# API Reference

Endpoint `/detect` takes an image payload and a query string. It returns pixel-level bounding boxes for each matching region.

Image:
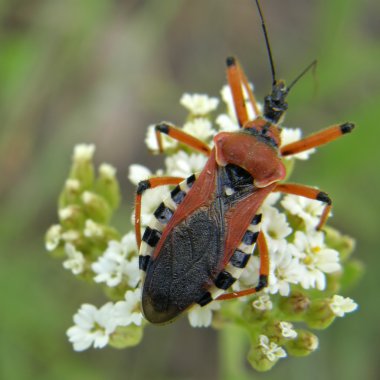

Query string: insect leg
[135,176,184,247]
[280,122,355,157]
[274,183,331,230]
[216,231,269,301]
[155,122,211,155]
[226,57,262,127]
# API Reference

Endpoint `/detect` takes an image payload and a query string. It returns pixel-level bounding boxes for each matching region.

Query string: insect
[134,0,355,324]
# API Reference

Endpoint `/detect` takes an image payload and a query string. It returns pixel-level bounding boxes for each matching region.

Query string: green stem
[219,325,251,380]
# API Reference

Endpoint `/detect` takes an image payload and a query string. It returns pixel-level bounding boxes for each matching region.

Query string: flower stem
[219,325,251,380]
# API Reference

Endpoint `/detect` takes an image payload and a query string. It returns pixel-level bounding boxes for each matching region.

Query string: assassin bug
[134,0,355,324]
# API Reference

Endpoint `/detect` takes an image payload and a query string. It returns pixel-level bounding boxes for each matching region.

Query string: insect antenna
[254,0,277,85]
[286,59,318,95]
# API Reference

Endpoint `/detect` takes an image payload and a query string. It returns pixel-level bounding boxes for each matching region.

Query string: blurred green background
[0,0,379,379]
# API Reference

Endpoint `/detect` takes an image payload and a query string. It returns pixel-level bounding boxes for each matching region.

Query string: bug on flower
[134,0,355,324]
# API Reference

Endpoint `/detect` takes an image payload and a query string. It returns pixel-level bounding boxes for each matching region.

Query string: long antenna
[254,0,277,85]
[286,59,318,94]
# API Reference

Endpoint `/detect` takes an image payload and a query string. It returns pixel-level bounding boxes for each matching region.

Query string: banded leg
[155,122,211,155]
[135,176,184,247]
[281,122,355,157]
[274,183,331,230]
[216,231,269,301]
[226,57,261,128]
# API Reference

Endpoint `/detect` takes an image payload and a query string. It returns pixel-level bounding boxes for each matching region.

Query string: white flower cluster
[67,289,143,351]
[61,89,357,352]
[234,193,341,297]
[92,233,139,288]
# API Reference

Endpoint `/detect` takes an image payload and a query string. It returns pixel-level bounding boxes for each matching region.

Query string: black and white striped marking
[138,174,199,273]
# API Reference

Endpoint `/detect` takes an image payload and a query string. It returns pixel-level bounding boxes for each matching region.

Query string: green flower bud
[285,329,319,357]
[324,226,355,262]
[109,325,143,349]
[59,178,82,208]
[81,191,111,223]
[83,219,120,252]
[305,298,336,329]
[95,163,121,210]
[45,224,62,252]
[278,292,310,319]
[69,144,95,189]
[340,259,365,290]
[248,335,287,372]
[58,205,85,229]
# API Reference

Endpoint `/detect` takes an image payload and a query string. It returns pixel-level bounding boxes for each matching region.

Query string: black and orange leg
[281,122,355,157]
[274,183,332,230]
[217,231,269,301]
[226,57,261,128]
[155,122,211,156]
[135,176,184,247]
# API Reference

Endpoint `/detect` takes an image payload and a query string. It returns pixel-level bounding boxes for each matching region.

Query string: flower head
[92,233,139,287]
[63,243,85,275]
[258,335,287,362]
[113,289,144,327]
[67,303,117,351]
[329,295,358,317]
[180,93,219,115]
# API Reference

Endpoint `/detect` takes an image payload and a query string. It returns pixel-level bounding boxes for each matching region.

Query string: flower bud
[95,163,121,210]
[285,330,319,357]
[81,191,111,223]
[108,325,143,349]
[58,205,85,229]
[69,144,95,189]
[45,224,62,252]
[305,298,336,329]
[59,179,82,208]
[278,292,310,319]
[248,335,287,372]
[324,226,355,262]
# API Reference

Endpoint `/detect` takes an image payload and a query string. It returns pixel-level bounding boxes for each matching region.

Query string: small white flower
[61,229,80,243]
[252,295,273,311]
[215,113,239,132]
[183,118,215,141]
[99,163,116,178]
[63,243,85,275]
[281,194,326,230]
[65,178,81,191]
[67,302,117,351]
[187,302,221,328]
[82,191,97,205]
[92,233,139,288]
[293,231,341,290]
[73,144,95,162]
[262,192,281,208]
[145,124,177,152]
[261,206,291,253]
[45,224,62,251]
[267,244,303,296]
[180,93,219,115]
[279,321,298,339]
[128,164,152,186]
[59,206,75,221]
[259,335,287,362]
[113,289,143,326]
[84,219,104,238]
[281,128,315,160]
[329,295,358,317]
[165,151,207,178]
